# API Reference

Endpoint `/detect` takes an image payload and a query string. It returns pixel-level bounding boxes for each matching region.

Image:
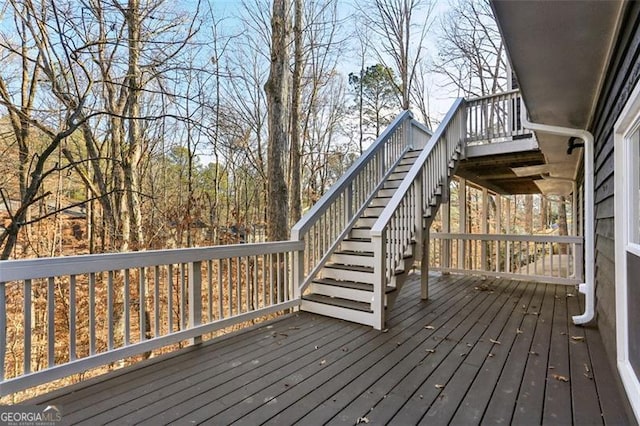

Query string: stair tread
[313,277,373,291]
[335,250,374,257]
[325,263,373,273]
[343,237,372,242]
[302,294,372,312]
[313,277,397,293]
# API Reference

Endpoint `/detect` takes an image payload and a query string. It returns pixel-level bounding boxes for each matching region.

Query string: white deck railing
[0,241,302,395]
[291,111,422,295]
[370,99,466,327]
[465,89,531,144]
[429,233,584,285]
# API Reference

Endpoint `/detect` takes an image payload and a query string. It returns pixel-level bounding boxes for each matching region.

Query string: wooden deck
[30,273,632,425]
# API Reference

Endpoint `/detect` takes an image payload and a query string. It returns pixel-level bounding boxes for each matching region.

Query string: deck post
[458,178,467,269]
[442,185,451,274]
[571,180,578,237]
[506,197,512,273]
[481,187,488,272]
[421,227,429,300]
[188,261,203,345]
[372,233,386,330]
[293,248,304,301]
[496,195,502,271]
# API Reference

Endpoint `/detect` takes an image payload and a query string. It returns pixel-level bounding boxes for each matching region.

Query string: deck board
[27,274,633,426]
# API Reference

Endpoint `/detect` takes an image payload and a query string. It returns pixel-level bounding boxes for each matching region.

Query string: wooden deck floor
[31,274,632,425]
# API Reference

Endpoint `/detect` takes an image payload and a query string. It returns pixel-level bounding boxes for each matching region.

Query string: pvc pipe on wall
[520,108,595,325]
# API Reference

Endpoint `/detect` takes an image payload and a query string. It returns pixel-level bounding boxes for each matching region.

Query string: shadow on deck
[30,274,631,425]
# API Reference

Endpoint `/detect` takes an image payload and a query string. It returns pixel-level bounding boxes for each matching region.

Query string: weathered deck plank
[27,274,632,426]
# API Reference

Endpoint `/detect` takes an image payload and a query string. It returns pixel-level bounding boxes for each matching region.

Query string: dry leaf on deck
[571,336,585,342]
[435,384,445,389]
[424,325,435,330]
[425,349,436,354]
[489,338,501,345]
[356,417,370,424]
[552,374,569,382]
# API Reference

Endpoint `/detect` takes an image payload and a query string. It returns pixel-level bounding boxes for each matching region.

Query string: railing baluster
[69,275,76,361]
[107,271,114,350]
[154,265,160,337]
[89,273,95,356]
[125,269,131,344]
[227,258,232,317]
[180,263,187,329]
[140,267,146,342]
[47,277,55,368]
[24,279,31,374]
[167,265,173,333]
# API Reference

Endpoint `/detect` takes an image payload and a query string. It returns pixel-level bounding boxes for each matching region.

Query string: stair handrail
[291,110,415,297]
[370,98,466,327]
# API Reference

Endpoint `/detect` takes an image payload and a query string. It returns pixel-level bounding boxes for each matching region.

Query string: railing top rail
[0,240,304,282]
[371,98,465,236]
[291,109,413,238]
[465,89,520,104]
[431,232,583,244]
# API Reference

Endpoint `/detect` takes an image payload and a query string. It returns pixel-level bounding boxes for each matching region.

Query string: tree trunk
[525,194,533,234]
[123,0,145,250]
[289,0,303,227]
[265,0,290,242]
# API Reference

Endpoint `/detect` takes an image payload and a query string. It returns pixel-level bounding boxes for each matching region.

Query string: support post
[496,195,502,271]
[571,181,578,237]
[442,184,451,273]
[293,247,304,301]
[481,188,488,272]
[506,197,512,273]
[458,178,467,269]
[188,261,203,345]
[372,234,386,330]
[421,227,429,300]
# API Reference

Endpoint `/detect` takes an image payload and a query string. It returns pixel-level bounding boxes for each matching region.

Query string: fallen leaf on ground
[516,328,523,334]
[552,374,569,382]
[571,336,585,342]
[435,384,445,389]
[356,417,370,424]
[424,325,435,330]
[567,293,575,297]
[425,349,436,353]
[489,339,501,345]
[382,329,389,333]
[319,359,326,365]
[584,363,590,373]
[488,353,494,357]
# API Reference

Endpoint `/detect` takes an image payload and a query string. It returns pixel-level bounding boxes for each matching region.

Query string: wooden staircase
[300,146,460,327]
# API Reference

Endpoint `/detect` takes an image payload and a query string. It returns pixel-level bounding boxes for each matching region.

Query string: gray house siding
[590,1,640,367]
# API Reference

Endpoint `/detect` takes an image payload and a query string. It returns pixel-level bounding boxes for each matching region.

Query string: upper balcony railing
[465,89,531,145]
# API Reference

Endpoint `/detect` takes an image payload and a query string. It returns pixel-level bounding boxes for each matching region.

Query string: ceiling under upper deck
[489,0,625,195]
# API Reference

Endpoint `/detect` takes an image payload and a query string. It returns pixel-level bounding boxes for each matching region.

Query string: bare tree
[436,0,506,97]
[264,0,290,241]
[361,0,434,110]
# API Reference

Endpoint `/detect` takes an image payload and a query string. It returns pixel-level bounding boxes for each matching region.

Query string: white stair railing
[370,99,466,328]
[291,111,417,296]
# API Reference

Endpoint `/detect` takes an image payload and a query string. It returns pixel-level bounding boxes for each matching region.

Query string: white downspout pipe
[520,108,595,325]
